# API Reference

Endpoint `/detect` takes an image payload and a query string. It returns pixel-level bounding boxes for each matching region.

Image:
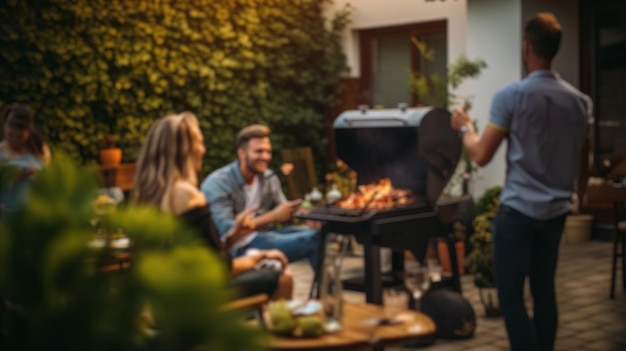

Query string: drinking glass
[427,258,443,283]
[404,260,430,301]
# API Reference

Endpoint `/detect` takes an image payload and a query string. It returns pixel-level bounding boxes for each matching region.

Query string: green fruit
[269,300,297,336]
[297,316,324,337]
[272,318,298,336]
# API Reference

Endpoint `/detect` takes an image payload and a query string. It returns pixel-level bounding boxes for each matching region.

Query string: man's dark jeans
[493,205,566,351]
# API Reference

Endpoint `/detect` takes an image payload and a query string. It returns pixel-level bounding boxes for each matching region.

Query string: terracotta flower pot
[99,148,122,167]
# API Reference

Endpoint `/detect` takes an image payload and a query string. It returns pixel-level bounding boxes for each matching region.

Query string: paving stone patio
[288,239,626,350]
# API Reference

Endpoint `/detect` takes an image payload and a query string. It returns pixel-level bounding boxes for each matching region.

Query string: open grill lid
[333,106,461,206]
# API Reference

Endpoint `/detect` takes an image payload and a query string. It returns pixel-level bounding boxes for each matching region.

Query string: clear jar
[319,237,343,333]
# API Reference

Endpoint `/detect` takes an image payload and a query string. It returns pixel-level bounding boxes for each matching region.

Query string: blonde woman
[131,112,293,300]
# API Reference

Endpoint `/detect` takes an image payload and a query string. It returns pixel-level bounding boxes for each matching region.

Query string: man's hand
[258,249,289,269]
[451,107,473,131]
[232,249,289,275]
[450,107,506,167]
[270,199,302,223]
[223,205,258,251]
[235,205,258,231]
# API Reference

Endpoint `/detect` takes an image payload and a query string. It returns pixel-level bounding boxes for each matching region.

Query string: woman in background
[131,112,293,300]
[0,103,51,221]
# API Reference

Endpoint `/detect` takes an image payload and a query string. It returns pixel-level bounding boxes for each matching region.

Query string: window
[358,20,447,108]
[593,5,626,166]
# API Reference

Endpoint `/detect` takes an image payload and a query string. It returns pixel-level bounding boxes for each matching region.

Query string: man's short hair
[236,124,271,150]
[524,12,562,61]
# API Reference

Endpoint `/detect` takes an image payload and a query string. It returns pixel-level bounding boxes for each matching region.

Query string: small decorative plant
[468,186,501,288]
[101,134,117,149]
[409,38,487,196]
[468,186,501,316]
[99,134,123,167]
[324,159,357,197]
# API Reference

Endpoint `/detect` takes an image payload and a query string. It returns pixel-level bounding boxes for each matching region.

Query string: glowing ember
[334,178,411,210]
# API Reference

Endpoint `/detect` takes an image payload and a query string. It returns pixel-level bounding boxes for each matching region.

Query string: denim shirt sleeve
[200,170,236,238]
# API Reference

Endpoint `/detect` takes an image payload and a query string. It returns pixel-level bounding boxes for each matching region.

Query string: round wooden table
[268,302,436,351]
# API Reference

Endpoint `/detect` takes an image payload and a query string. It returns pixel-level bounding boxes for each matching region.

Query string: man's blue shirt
[488,70,592,220]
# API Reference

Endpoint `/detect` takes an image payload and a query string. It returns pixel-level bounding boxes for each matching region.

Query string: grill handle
[344,116,409,126]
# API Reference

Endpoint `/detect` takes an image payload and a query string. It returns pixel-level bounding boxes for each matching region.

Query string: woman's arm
[41,144,51,166]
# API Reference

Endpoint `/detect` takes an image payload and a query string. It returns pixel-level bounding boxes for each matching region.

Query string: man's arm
[222,206,257,252]
[201,175,237,237]
[250,199,302,229]
[453,115,507,167]
[249,172,297,228]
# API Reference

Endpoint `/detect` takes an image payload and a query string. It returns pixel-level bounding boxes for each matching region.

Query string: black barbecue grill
[297,106,464,305]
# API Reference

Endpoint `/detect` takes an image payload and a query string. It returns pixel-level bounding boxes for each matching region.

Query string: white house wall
[466,0,522,198]
[324,0,468,78]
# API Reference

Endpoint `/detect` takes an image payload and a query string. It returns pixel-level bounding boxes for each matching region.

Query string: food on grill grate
[334,178,411,210]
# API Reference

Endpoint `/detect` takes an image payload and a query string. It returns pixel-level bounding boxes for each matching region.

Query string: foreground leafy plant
[468,186,501,289]
[0,154,267,351]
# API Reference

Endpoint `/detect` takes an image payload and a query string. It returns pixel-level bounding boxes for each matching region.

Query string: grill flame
[335,178,411,210]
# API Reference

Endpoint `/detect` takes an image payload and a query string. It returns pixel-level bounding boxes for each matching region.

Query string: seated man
[201,124,319,269]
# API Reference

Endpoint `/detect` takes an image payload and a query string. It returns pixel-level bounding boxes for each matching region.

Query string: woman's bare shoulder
[171,181,207,215]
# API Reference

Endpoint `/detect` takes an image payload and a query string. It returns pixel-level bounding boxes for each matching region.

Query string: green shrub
[468,186,501,288]
[0,0,349,175]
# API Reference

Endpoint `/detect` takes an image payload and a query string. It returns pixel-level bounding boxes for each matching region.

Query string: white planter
[563,214,593,244]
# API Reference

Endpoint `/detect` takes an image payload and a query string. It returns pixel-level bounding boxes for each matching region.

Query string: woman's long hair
[1,103,46,158]
[130,112,200,211]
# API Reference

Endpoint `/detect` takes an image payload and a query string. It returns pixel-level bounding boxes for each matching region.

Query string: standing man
[451,13,591,351]
[201,124,319,269]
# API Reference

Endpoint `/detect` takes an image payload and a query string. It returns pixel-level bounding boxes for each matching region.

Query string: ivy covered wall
[0,0,349,174]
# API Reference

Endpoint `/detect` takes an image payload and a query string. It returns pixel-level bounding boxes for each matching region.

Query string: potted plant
[409,38,487,198]
[99,134,123,167]
[468,186,502,317]
[0,154,267,351]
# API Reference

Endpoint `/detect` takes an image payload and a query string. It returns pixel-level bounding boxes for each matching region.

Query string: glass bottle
[320,236,343,333]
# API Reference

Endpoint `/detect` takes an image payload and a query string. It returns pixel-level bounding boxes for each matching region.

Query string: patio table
[267,302,436,351]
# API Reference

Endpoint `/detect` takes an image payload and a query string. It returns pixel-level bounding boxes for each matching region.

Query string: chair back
[614,198,626,231]
[281,147,317,200]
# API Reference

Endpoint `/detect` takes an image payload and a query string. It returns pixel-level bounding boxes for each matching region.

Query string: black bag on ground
[420,288,476,339]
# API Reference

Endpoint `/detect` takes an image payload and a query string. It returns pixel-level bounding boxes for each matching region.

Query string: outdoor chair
[610,199,626,299]
[280,147,317,200]
[221,293,269,328]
